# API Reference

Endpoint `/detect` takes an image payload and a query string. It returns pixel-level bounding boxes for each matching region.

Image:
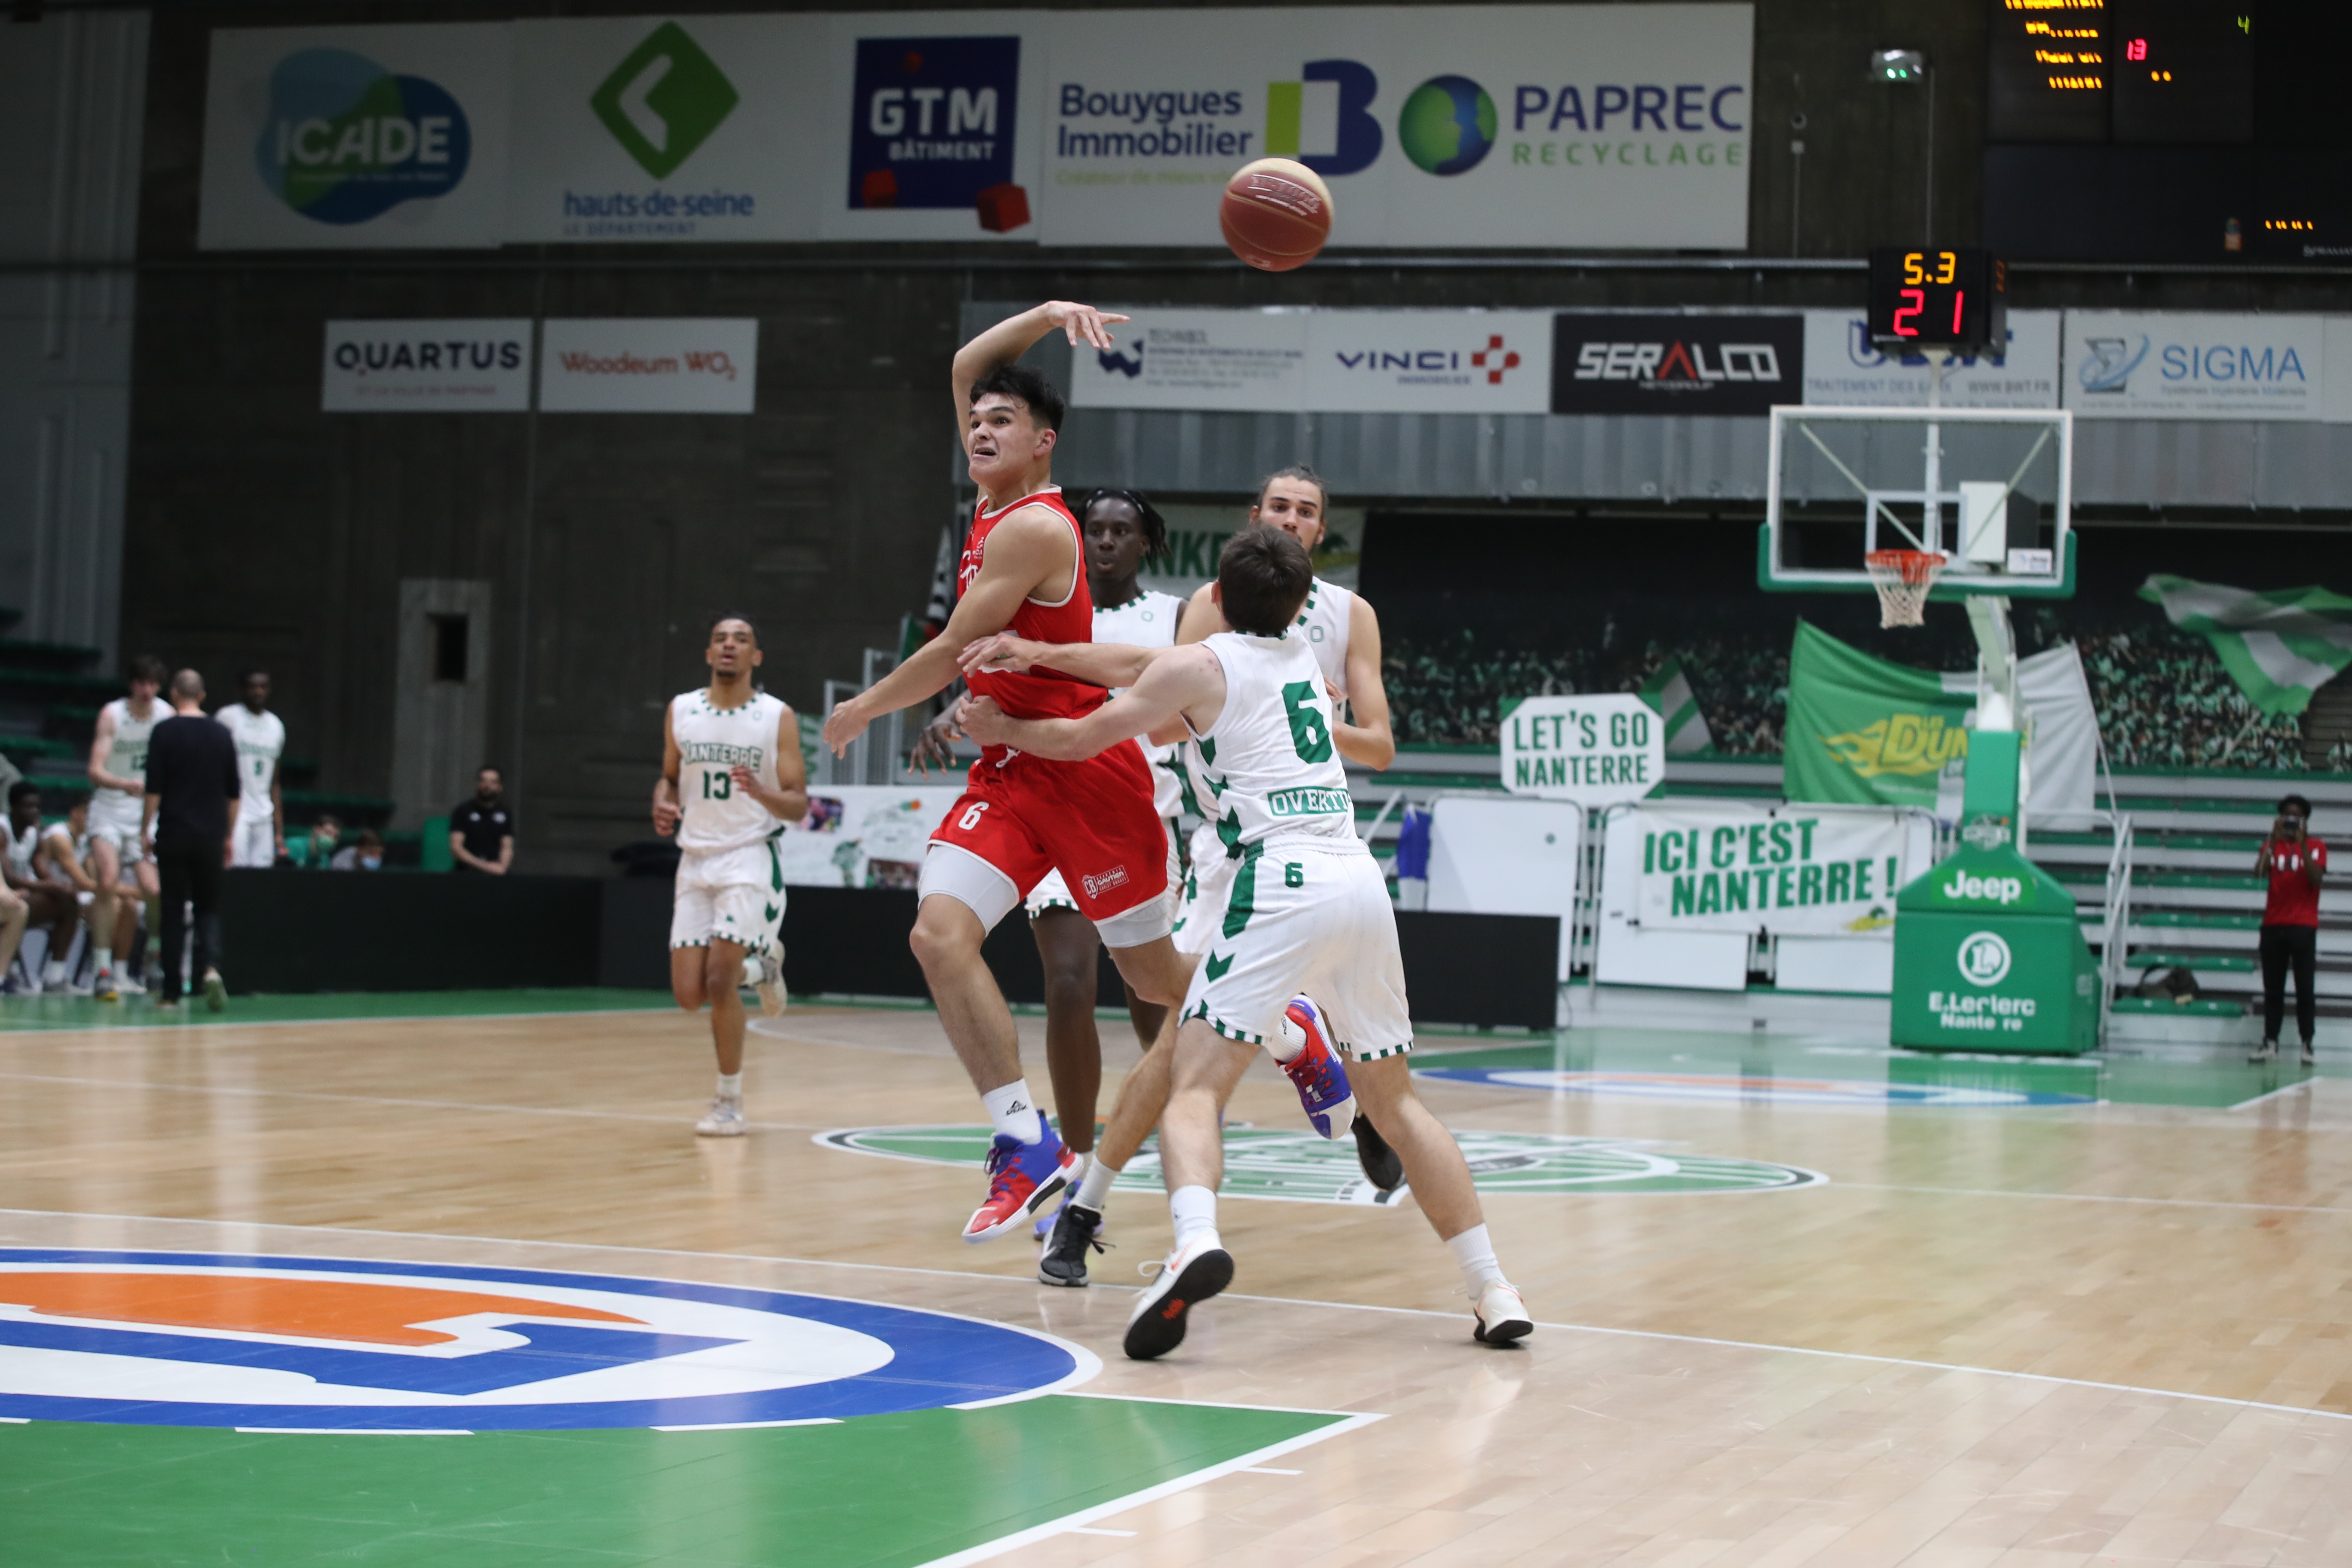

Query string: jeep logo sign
[1938,870,2027,906]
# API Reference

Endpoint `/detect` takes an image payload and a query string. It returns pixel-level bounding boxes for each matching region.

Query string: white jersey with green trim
[1293,576,1354,701]
[93,697,164,815]
[1093,588,1185,819]
[671,688,788,855]
[1187,630,1360,857]
[215,704,285,822]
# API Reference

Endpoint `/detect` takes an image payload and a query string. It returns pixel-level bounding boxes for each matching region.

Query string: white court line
[4,1207,2345,1430]
[652,1418,841,1431]
[1062,1528,1137,1537]
[2228,1078,2319,1112]
[235,1427,471,1436]
[1240,1466,1302,1475]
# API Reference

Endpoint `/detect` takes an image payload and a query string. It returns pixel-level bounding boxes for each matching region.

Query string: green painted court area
[0,1395,1348,1567]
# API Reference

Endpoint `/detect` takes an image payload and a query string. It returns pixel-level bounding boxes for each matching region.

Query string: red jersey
[2264,834,2327,927]
[959,487,1104,751]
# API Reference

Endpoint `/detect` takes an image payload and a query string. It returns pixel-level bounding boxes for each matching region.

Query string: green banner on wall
[1782,621,1974,808]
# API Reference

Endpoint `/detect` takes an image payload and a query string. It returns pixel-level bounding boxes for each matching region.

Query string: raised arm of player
[653,704,684,836]
[730,707,810,823]
[958,645,1227,763]
[949,301,1129,422]
[86,705,137,794]
[1333,594,1396,770]
[822,508,1076,755]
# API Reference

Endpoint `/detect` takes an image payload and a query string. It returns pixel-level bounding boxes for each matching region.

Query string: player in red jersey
[822,302,1192,1243]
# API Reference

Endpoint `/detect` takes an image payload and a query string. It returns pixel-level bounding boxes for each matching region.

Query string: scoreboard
[1866,250,2008,357]
[1983,0,2352,262]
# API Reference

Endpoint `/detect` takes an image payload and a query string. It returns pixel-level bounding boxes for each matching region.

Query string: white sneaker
[752,950,786,1017]
[1122,1231,1233,1362]
[1472,1280,1534,1345]
[694,1095,747,1137]
[113,971,147,996]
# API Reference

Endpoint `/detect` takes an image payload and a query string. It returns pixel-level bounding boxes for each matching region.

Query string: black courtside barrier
[237,873,1559,1032]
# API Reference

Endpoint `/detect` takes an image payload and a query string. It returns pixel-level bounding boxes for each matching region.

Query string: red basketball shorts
[922,743,1173,945]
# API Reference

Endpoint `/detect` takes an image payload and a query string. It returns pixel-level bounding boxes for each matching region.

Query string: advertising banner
[1499,694,1663,805]
[1550,312,1801,415]
[506,15,826,243]
[1068,307,1550,414]
[778,785,962,888]
[539,319,758,413]
[321,320,533,412]
[1801,309,2061,408]
[200,24,513,251]
[817,11,1048,242]
[2063,312,2326,420]
[1038,4,1752,250]
[1623,800,1922,936]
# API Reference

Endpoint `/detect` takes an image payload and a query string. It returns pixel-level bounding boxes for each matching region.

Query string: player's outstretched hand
[908,710,963,777]
[821,699,870,756]
[1042,301,1130,351]
[956,695,1011,747]
[959,633,1042,676]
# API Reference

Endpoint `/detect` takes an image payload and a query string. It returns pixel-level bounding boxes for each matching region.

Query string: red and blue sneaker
[964,1127,1077,1244]
[1278,996,1357,1140]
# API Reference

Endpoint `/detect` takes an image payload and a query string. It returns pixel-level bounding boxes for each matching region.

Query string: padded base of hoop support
[1755,525,2079,600]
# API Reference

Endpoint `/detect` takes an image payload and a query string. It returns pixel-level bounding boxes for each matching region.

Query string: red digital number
[1951,289,1966,335]
[1893,288,1923,337]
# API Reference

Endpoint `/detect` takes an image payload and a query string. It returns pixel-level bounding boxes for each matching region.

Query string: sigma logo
[1081,865,1130,898]
[1573,341,1782,383]
[1940,872,2024,905]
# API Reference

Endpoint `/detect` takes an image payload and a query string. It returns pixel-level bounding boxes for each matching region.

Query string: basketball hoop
[1864,549,1947,628]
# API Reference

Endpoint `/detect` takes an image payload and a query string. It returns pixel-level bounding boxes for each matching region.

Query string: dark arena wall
[113,0,2352,874]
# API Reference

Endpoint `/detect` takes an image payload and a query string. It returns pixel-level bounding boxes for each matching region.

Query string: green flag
[2137,574,2352,717]
[1782,621,1974,808]
[1636,655,1712,755]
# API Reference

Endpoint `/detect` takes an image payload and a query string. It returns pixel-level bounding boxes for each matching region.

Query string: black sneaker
[1351,1112,1404,1192]
[1122,1234,1233,1362]
[1038,1202,1106,1287]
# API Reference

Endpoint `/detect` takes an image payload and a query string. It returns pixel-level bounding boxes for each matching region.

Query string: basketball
[1219,157,1332,272]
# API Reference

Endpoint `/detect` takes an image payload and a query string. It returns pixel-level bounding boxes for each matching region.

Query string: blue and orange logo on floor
[0,1251,1093,1430]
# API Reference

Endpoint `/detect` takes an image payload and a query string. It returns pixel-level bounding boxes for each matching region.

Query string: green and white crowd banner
[1782,622,2097,824]
[779,785,963,889]
[2140,575,2352,717]
[1616,800,1925,936]
[1500,693,1664,805]
[1636,655,1712,755]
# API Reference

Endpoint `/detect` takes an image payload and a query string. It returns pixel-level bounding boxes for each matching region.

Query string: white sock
[1446,1224,1504,1295]
[1170,1184,1218,1253]
[94,946,112,976]
[1075,1154,1120,1210]
[716,1072,743,1102]
[983,1079,1044,1144]
[43,960,65,984]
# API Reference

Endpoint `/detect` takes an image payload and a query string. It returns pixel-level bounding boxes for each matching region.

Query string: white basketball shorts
[671,840,787,959]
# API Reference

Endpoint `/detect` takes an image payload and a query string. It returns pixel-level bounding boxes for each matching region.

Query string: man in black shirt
[450,766,514,874]
[141,669,241,1010]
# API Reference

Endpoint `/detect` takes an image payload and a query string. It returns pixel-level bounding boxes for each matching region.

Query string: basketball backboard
[1758,405,2074,600]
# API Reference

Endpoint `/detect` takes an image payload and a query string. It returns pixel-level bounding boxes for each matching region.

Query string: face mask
[360,856,382,870]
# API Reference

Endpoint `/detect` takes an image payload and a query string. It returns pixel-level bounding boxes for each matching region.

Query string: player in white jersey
[215,670,286,869]
[0,784,29,993]
[85,653,169,1000]
[653,616,809,1137]
[960,528,1532,1359]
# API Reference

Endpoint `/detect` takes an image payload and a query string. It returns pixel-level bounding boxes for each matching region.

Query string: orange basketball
[1219,158,1332,272]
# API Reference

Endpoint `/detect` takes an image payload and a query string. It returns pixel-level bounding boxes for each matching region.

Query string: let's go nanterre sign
[1500,693,1663,805]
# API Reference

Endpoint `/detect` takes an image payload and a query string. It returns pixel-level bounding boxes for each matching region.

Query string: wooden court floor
[5,994,2352,1565]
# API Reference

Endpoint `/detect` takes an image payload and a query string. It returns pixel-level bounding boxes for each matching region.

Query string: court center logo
[254,49,471,225]
[0,1252,1091,1430]
[821,1124,1822,1200]
[1958,930,2013,986]
[591,22,739,179]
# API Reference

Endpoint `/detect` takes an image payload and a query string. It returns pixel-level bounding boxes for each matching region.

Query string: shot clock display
[1866,248,2008,356]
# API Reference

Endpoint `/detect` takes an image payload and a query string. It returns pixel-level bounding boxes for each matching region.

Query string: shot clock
[1866,248,2008,357]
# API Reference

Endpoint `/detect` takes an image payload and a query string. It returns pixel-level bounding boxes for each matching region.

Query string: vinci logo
[1263,60,1381,177]
[591,22,740,180]
[0,1252,1087,1430]
[253,49,469,225]
[848,36,1020,218]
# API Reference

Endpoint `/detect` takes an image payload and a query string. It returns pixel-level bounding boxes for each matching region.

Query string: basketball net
[1864,549,1947,628]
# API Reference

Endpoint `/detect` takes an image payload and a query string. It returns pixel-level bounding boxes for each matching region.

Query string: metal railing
[2097,813,2135,1047]
[815,649,912,788]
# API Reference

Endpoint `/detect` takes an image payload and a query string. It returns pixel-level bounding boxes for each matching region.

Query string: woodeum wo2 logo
[254,49,471,224]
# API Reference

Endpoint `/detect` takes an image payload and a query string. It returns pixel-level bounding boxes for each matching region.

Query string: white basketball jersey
[1188,631,1360,858]
[215,705,286,821]
[1094,589,1185,819]
[672,689,788,854]
[1293,576,1354,701]
[4,821,35,882]
[96,697,163,803]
